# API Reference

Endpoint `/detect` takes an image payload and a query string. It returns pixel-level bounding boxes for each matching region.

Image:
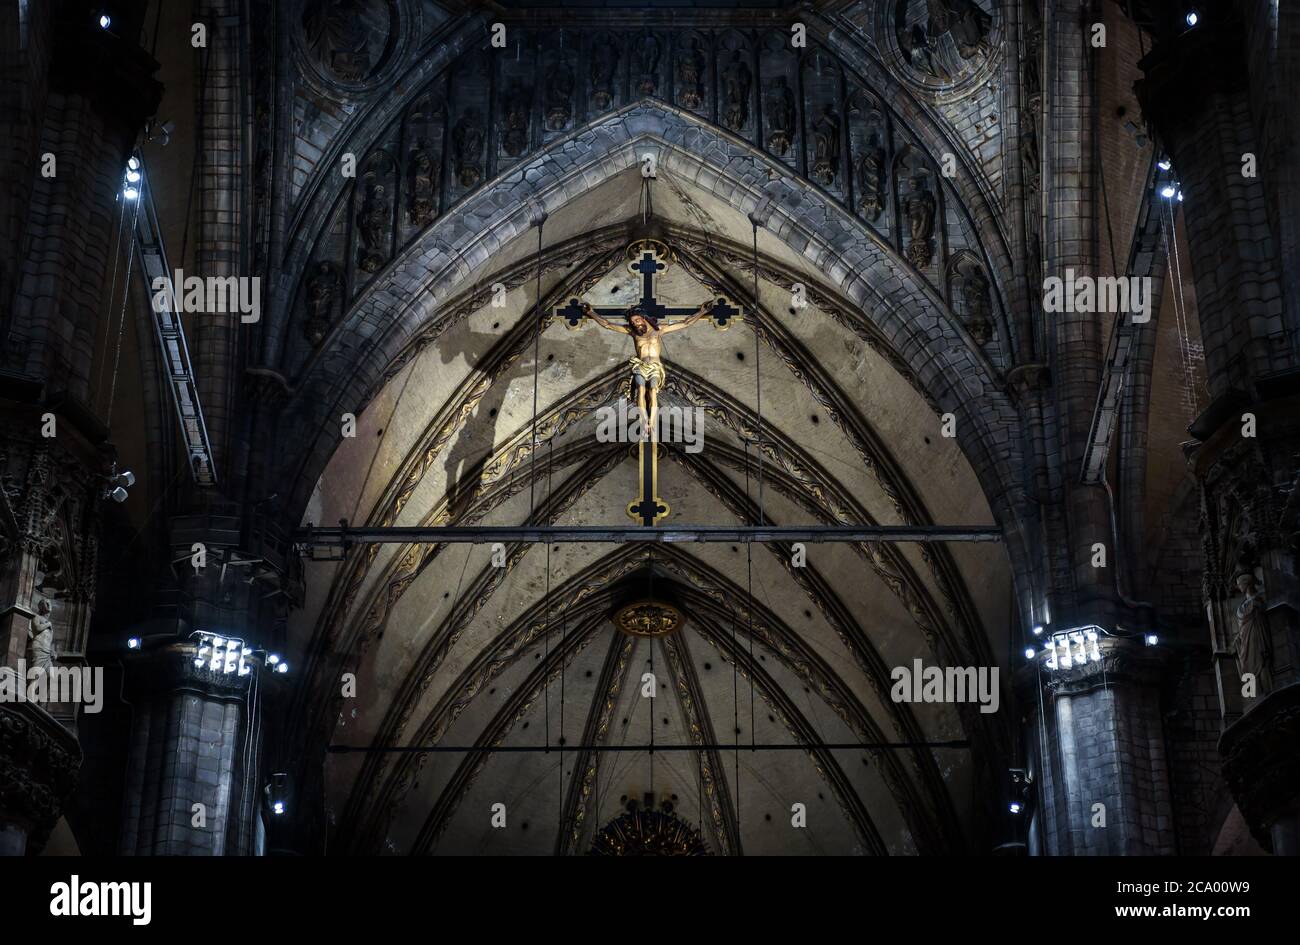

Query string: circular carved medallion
[300,0,399,86]
[614,600,683,638]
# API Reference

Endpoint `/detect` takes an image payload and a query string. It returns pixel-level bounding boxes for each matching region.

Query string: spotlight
[127,156,139,171]
[110,470,135,488]
[1177,190,1184,202]
[1157,158,1172,171]
[275,661,289,674]
[266,653,280,666]
[265,773,290,818]
[127,637,141,649]
[1023,647,1036,660]
[1009,801,1022,814]
[122,187,139,200]
[1145,633,1159,646]
[108,485,128,503]
[1185,10,1199,27]
[125,170,140,183]
[1031,625,1044,636]
[1160,184,1177,199]
[194,658,204,668]
[98,14,111,29]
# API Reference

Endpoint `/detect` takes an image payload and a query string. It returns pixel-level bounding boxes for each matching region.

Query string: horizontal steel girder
[294,524,1003,547]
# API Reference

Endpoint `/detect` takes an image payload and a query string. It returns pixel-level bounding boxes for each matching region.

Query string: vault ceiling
[290,162,1011,855]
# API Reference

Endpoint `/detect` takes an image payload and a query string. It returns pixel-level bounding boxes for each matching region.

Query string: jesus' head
[626,308,658,335]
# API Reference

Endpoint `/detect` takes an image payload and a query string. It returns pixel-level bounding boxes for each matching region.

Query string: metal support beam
[132,153,218,485]
[329,740,971,754]
[295,524,1003,551]
[1079,154,1171,484]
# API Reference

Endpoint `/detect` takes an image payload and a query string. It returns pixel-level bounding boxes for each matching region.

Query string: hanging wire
[647,548,655,800]
[105,193,144,430]
[528,217,546,515]
[94,184,130,408]
[749,220,766,523]
[544,441,553,751]
[558,510,567,837]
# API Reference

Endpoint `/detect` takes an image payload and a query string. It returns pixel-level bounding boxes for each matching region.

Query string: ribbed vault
[286,149,1016,855]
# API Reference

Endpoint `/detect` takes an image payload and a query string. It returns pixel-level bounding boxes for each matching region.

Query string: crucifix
[556,239,741,526]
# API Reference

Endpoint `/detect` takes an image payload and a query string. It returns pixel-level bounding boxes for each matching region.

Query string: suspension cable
[528,216,546,515]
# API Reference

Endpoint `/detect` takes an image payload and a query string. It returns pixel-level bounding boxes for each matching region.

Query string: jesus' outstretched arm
[580,302,630,333]
[659,298,716,334]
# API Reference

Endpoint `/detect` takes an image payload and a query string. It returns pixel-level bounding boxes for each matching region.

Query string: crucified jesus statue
[580,298,715,442]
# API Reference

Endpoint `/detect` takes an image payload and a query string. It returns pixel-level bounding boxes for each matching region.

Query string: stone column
[1019,635,1177,854]
[119,639,264,855]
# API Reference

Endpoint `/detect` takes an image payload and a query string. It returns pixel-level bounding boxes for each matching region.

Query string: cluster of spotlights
[122,156,140,201]
[186,631,289,675]
[1024,626,1103,670]
[1025,626,1159,664]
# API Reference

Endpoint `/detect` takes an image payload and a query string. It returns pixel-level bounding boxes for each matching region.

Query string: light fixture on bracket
[1008,768,1034,816]
[103,465,135,503]
[264,773,290,817]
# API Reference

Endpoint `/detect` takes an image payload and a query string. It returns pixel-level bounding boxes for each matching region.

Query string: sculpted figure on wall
[453,110,485,188]
[764,76,796,156]
[304,262,341,345]
[1233,570,1274,698]
[407,141,438,225]
[676,36,706,109]
[356,182,389,272]
[903,175,937,268]
[856,127,887,221]
[720,52,751,132]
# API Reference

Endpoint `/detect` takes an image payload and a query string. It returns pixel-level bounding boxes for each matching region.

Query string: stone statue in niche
[545,60,575,131]
[812,105,841,186]
[675,36,706,109]
[304,261,341,345]
[636,33,660,96]
[407,141,438,226]
[302,0,373,82]
[720,52,752,132]
[764,76,796,156]
[590,40,619,111]
[356,182,389,273]
[453,110,485,188]
[501,82,530,157]
[1233,570,1275,698]
[27,597,55,675]
[855,127,887,221]
[962,264,993,344]
[903,175,937,268]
